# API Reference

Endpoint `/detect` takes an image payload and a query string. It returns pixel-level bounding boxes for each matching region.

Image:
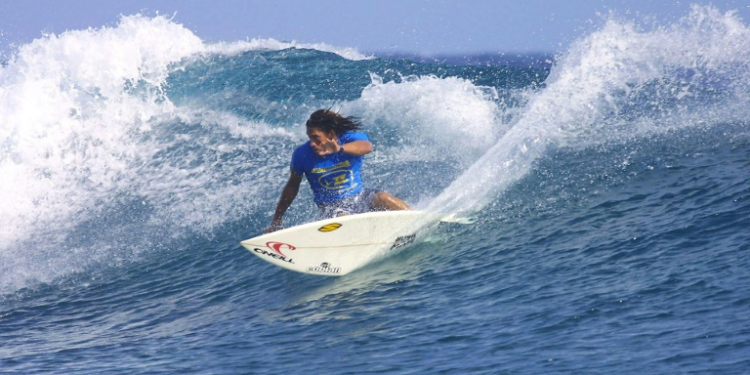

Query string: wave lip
[205,38,373,61]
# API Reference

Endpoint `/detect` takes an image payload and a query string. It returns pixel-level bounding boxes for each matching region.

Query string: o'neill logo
[266,241,296,256]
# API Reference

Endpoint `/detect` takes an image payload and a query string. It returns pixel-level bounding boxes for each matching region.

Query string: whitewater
[2,5,749,374]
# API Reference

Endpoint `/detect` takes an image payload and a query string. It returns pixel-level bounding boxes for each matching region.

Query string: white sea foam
[349,73,505,166]
[1,14,202,243]
[0,14,301,293]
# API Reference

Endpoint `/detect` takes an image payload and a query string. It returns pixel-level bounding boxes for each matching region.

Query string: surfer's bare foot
[263,222,283,233]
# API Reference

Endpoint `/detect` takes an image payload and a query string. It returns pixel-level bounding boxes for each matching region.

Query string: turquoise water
[2,6,750,374]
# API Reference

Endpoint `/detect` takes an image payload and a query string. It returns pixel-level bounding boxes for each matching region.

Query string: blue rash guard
[290,131,369,205]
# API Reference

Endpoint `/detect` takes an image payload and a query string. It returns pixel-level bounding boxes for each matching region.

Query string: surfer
[265,109,410,232]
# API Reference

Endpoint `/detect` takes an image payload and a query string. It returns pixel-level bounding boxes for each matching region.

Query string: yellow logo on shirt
[311,161,350,174]
[313,161,356,191]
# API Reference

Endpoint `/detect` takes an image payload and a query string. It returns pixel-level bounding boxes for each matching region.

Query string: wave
[2,5,749,294]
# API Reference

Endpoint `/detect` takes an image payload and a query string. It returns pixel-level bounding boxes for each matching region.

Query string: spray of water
[429,5,750,215]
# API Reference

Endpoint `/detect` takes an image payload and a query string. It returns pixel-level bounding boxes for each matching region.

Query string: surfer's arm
[265,169,302,233]
[337,140,372,156]
[318,138,373,157]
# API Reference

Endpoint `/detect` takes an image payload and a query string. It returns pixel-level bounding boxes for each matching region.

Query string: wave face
[2,8,750,374]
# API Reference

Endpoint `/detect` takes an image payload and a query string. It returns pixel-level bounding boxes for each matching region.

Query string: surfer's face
[307,127,336,156]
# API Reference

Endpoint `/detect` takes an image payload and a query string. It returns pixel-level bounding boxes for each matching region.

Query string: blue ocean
[2,6,750,374]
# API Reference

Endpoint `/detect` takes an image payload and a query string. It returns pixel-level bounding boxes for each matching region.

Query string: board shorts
[317,188,381,219]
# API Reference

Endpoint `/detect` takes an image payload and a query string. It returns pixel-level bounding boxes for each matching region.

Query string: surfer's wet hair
[306,109,362,135]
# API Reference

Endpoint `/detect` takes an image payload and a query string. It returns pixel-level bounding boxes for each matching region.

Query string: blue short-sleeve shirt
[291,131,369,204]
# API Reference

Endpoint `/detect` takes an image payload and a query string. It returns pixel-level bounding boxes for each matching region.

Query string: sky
[1,0,749,56]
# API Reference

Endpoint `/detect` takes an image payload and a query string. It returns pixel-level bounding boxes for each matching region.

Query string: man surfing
[265,109,410,233]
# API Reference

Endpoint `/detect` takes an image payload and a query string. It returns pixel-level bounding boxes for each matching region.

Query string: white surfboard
[240,211,440,276]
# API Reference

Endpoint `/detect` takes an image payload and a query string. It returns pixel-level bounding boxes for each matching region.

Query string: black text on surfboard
[391,234,416,250]
[307,262,341,274]
[253,248,295,264]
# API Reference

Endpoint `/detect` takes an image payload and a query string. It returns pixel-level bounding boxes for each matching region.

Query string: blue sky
[1,0,749,56]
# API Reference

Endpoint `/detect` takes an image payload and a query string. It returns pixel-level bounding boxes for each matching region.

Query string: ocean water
[2,6,750,374]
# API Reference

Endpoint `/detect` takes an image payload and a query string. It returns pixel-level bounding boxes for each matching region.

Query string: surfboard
[240,210,440,276]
